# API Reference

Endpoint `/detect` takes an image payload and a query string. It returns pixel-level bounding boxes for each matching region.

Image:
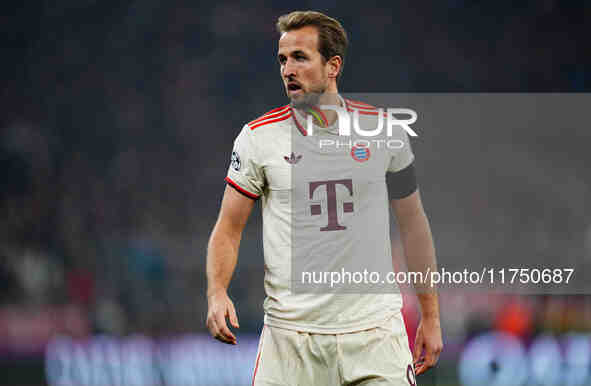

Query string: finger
[228,302,240,329]
[208,316,222,338]
[413,357,424,370]
[216,312,237,344]
[424,344,442,367]
[422,346,434,367]
[414,363,427,376]
[213,323,236,344]
[215,333,236,344]
[206,315,217,336]
[415,349,441,376]
[209,311,235,344]
[217,325,236,344]
[413,333,424,363]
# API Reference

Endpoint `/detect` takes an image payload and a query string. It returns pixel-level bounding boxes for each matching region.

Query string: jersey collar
[291,94,347,136]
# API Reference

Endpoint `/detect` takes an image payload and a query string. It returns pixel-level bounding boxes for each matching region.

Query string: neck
[320,93,341,127]
[294,89,341,127]
[319,83,340,126]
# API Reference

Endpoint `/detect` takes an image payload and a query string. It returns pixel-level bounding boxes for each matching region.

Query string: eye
[278,55,286,65]
[295,54,306,61]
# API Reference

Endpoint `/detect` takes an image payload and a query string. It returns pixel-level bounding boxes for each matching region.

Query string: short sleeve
[387,127,415,173]
[225,125,265,199]
[386,127,417,199]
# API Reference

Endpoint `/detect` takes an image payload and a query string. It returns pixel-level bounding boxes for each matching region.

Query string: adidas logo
[284,152,302,164]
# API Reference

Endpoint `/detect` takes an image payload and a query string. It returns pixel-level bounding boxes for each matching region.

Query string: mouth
[287,82,303,95]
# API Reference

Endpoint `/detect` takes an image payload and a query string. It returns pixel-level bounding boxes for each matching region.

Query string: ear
[326,56,342,79]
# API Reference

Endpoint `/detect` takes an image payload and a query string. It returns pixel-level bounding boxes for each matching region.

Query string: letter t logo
[309,179,354,231]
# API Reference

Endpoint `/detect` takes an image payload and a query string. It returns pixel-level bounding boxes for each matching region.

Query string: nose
[282,58,296,79]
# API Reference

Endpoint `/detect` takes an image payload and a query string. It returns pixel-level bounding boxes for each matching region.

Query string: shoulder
[344,99,388,130]
[344,99,411,143]
[344,99,384,117]
[246,104,292,131]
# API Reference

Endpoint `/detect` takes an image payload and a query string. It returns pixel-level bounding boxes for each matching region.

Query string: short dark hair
[276,11,348,80]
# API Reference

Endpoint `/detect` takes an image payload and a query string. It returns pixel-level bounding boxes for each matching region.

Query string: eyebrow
[278,50,307,58]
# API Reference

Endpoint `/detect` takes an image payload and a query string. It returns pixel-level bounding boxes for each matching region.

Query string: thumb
[228,301,240,328]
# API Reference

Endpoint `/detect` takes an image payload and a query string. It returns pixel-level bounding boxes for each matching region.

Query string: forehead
[278,25,319,54]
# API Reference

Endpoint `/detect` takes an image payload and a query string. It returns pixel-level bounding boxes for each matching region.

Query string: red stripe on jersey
[225,176,260,199]
[290,113,308,136]
[263,104,289,116]
[346,98,389,118]
[252,326,266,386]
[347,109,388,118]
[248,108,291,128]
[346,99,376,109]
[347,108,378,115]
[249,112,292,130]
[248,105,290,125]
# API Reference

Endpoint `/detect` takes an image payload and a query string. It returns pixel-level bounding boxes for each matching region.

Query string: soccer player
[206,10,442,385]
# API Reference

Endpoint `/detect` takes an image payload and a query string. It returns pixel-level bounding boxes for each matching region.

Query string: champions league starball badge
[231,151,241,171]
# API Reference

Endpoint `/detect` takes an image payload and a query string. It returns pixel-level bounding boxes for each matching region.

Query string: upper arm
[214,185,256,238]
[387,125,414,173]
[213,123,264,240]
[225,125,265,199]
[386,125,417,200]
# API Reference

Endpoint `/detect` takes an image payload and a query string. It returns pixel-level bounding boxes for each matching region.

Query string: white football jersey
[226,96,414,333]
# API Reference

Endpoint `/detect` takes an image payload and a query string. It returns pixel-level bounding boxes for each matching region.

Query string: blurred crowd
[1,0,591,355]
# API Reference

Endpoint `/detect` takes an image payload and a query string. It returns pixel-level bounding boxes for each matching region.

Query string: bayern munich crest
[351,145,370,162]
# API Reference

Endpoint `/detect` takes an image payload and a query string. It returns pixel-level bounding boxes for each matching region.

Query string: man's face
[277,25,329,108]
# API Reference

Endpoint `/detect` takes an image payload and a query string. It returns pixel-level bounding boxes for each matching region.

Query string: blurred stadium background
[1,1,590,385]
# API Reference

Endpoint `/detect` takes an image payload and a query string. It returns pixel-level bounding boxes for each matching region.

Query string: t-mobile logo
[309,179,354,231]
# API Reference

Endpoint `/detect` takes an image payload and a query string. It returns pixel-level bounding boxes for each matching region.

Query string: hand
[206,290,239,344]
[413,316,443,375]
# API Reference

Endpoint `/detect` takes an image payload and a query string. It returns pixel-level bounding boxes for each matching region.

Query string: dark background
[1,1,590,385]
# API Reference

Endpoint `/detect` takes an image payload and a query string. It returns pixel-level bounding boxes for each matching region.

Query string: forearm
[398,210,439,319]
[206,226,241,296]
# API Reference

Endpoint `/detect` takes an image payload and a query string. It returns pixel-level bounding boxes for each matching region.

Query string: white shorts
[252,313,417,386]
